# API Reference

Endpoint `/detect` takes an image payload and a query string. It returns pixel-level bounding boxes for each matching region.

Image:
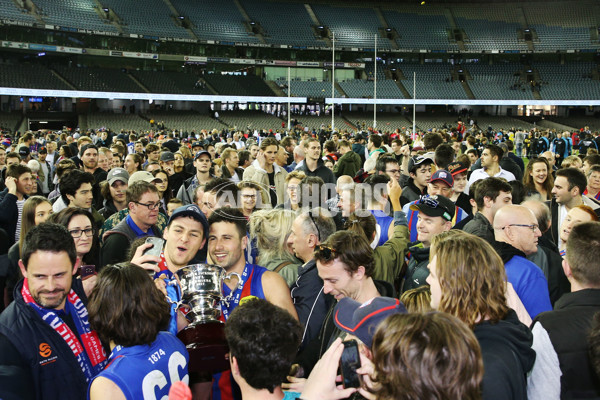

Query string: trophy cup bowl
[175,264,241,374]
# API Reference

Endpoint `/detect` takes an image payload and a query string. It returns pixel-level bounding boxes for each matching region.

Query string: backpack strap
[274,261,293,273]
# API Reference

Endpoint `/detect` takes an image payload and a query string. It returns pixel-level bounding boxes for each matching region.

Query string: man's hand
[387,178,402,202]
[400,144,411,157]
[5,176,17,195]
[130,242,161,274]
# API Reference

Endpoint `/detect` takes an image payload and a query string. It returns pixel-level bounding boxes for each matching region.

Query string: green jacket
[372,211,410,285]
[333,150,362,178]
[99,208,168,244]
[259,256,303,287]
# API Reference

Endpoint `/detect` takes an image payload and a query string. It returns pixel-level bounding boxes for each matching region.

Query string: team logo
[39,343,52,357]
[239,295,258,306]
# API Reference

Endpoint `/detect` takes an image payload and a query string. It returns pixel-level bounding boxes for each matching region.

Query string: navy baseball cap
[194,150,211,161]
[429,169,454,187]
[333,297,407,348]
[167,204,209,238]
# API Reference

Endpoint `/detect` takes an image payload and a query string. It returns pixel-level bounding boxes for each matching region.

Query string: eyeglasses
[307,209,321,241]
[315,244,337,262]
[502,224,539,232]
[134,201,160,210]
[69,228,94,238]
[418,195,451,215]
[242,194,257,200]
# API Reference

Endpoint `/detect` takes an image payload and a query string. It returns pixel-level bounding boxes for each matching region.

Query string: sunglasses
[418,195,451,215]
[315,244,337,262]
[307,209,321,242]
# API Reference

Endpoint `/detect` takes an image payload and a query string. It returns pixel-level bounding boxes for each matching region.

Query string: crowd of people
[0,122,600,400]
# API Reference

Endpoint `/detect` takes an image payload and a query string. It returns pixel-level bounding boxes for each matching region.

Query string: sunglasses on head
[315,244,337,262]
[418,195,451,215]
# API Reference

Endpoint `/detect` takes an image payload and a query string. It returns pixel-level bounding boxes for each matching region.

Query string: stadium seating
[52,65,143,92]
[0,0,37,23]
[344,112,413,132]
[32,0,116,32]
[399,64,467,99]
[143,111,227,132]
[0,112,23,132]
[87,112,150,132]
[217,110,285,132]
[339,80,405,99]
[467,63,535,100]
[311,4,389,49]
[131,70,212,95]
[0,63,72,90]
[99,0,189,38]
[204,74,275,97]
[279,79,341,98]
[170,0,259,43]
[534,62,600,100]
[240,0,324,47]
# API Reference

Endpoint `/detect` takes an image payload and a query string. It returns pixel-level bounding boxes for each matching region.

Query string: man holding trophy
[206,207,298,400]
[131,205,297,400]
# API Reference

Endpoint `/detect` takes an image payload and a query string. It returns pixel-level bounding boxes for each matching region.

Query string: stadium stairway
[265,81,285,97]
[128,74,151,93]
[334,82,348,98]
[373,7,398,50]
[50,70,77,91]
[461,81,475,99]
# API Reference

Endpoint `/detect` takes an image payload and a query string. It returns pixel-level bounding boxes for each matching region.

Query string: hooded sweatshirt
[474,309,536,400]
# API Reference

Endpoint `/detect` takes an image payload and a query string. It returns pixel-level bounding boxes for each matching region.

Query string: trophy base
[177,321,229,374]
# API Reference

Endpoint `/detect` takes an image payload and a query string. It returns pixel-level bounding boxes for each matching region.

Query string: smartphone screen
[340,339,361,389]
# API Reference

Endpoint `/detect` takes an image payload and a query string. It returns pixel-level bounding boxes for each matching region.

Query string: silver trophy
[176,263,242,325]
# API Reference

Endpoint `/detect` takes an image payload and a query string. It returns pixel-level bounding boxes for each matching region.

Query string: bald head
[521,198,551,233]
[541,151,555,167]
[336,175,354,189]
[494,205,541,255]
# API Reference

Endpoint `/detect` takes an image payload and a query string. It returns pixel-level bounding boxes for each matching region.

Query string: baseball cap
[447,160,468,176]
[167,204,209,238]
[429,169,454,187]
[160,151,175,162]
[38,147,47,154]
[107,167,129,185]
[333,297,407,348]
[194,150,211,161]
[409,195,455,221]
[192,141,202,148]
[407,154,434,173]
[18,146,30,157]
[129,171,161,186]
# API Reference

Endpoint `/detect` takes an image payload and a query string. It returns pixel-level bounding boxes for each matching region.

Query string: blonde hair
[430,230,509,328]
[249,209,297,264]
[562,155,582,169]
[400,286,433,313]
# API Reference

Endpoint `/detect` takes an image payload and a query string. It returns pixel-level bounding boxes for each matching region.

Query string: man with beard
[0,223,108,399]
[79,144,107,210]
[208,207,297,400]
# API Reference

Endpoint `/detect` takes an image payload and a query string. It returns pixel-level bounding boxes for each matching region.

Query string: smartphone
[79,265,96,279]
[143,237,165,263]
[340,339,361,389]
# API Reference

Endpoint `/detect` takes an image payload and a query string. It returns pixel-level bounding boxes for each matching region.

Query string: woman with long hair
[4,196,53,306]
[152,168,171,215]
[523,157,554,200]
[427,230,535,400]
[57,144,73,163]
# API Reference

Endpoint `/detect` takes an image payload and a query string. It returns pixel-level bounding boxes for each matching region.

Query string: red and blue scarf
[21,279,107,381]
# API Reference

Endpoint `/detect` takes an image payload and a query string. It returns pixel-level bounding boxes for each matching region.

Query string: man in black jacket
[528,222,600,399]
[288,207,336,350]
[0,223,107,400]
